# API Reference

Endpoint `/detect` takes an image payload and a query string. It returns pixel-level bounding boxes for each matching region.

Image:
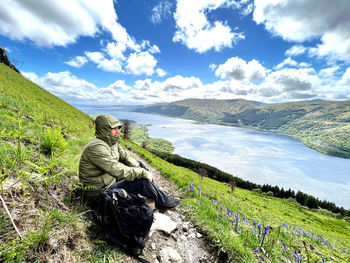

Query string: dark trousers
[109,178,172,208]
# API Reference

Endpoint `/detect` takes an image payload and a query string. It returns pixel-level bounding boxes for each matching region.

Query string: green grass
[1,63,350,262]
[0,63,117,262]
[122,139,350,262]
[130,122,175,153]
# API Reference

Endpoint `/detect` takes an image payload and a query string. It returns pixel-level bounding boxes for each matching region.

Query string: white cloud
[0,0,162,76]
[319,66,340,79]
[126,52,157,76]
[106,80,132,91]
[209,64,217,71]
[173,0,245,53]
[0,0,119,47]
[151,1,173,24]
[23,71,97,101]
[85,51,123,73]
[340,67,350,84]
[274,58,310,70]
[156,68,167,77]
[285,45,307,57]
[215,57,266,82]
[104,42,127,61]
[22,72,39,83]
[65,56,88,68]
[253,0,350,62]
[23,66,350,104]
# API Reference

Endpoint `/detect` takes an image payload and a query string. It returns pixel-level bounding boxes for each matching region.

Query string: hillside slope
[1,63,350,262]
[0,63,105,262]
[134,98,350,158]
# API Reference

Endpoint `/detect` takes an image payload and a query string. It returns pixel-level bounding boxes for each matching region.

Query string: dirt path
[121,151,219,263]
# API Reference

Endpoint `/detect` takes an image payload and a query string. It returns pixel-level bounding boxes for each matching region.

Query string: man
[79,114,180,210]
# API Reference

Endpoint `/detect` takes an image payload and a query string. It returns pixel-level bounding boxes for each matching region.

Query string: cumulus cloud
[253,0,350,62]
[23,71,97,101]
[85,51,123,73]
[65,56,88,68]
[215,57,266,82]
[23,66,350,104]
[0,0,162,76]
[274,58,310,70]
[256,68,321,101]
[173,0,245,53]
[0,0,118,47]
[105,80,132,91]
[340,67,350,84]
[126,52,157,76]
[285,45,307,57]
[151,1,173,24]
[156,68,167,77]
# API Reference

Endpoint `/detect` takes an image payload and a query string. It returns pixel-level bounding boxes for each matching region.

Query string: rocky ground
[121,151,220,263]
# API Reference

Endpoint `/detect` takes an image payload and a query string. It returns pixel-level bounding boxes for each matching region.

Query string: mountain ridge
[134,98,350,158]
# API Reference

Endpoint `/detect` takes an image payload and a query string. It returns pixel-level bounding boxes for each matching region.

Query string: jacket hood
[95,114,122,146]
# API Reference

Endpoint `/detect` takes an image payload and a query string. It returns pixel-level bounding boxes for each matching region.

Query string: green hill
[135,98,350,158]
[1,63,350,262]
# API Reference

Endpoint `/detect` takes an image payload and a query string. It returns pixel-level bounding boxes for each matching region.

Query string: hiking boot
[156,197,180,210]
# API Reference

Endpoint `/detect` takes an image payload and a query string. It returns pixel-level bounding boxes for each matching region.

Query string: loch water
[77,105,350,209]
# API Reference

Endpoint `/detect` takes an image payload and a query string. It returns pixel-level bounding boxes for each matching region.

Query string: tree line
[150,149,350,218]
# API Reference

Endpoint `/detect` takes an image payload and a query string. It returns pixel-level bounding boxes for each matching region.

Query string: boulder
[159,247,183,263]
[150,212,177,235]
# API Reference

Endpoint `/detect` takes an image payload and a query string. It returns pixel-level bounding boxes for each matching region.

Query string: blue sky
[0,0,350,105]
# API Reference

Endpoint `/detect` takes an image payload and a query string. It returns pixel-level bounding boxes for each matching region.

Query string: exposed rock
[159,247,183,263]
[0,46,20,73]
[182,222,190,232]
[151,242,156,250]
[150,212,178,235]
[196,233,203,238]
[188,233,196,239]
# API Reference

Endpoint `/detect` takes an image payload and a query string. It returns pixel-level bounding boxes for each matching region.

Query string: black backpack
[97,188,154,261]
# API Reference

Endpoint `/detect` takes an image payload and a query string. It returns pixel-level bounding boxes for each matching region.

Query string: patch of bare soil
[120,152,219,263]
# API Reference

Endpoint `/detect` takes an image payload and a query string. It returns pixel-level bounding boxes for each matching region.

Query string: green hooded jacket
[78,114,152,203]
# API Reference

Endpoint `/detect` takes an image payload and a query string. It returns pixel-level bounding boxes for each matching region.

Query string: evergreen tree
[122,119,131,140]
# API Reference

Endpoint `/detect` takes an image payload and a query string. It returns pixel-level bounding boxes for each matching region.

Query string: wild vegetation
[128,121,174,153]
[134,98,350,158]
[0,63,122,262]
[1,62,350,262]
[123,140,350,262]
[149,150,350,218]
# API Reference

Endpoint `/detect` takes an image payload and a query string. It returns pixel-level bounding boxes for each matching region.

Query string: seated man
[78,114,180,210]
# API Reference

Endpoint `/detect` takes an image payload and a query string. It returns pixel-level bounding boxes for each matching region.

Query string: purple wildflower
[257,223,262,237]
[263,225,270,236]
[186,183,195,191]
[253,248,258,253]
[282,242,287,253]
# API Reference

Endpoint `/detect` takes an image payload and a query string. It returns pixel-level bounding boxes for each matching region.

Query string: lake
[76,105,350,209]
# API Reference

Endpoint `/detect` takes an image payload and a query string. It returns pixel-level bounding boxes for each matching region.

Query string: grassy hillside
[135,99,350,158]
[123,140,350,262]
[1,63,350,262]
[0,63,122,262]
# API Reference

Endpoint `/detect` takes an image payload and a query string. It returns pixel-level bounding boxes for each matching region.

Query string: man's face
[111,127,120,137]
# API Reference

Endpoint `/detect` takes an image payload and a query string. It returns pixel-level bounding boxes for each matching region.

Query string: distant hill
[134,98,350,158]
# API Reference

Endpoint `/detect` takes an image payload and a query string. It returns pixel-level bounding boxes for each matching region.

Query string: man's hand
[145,171,153,182]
